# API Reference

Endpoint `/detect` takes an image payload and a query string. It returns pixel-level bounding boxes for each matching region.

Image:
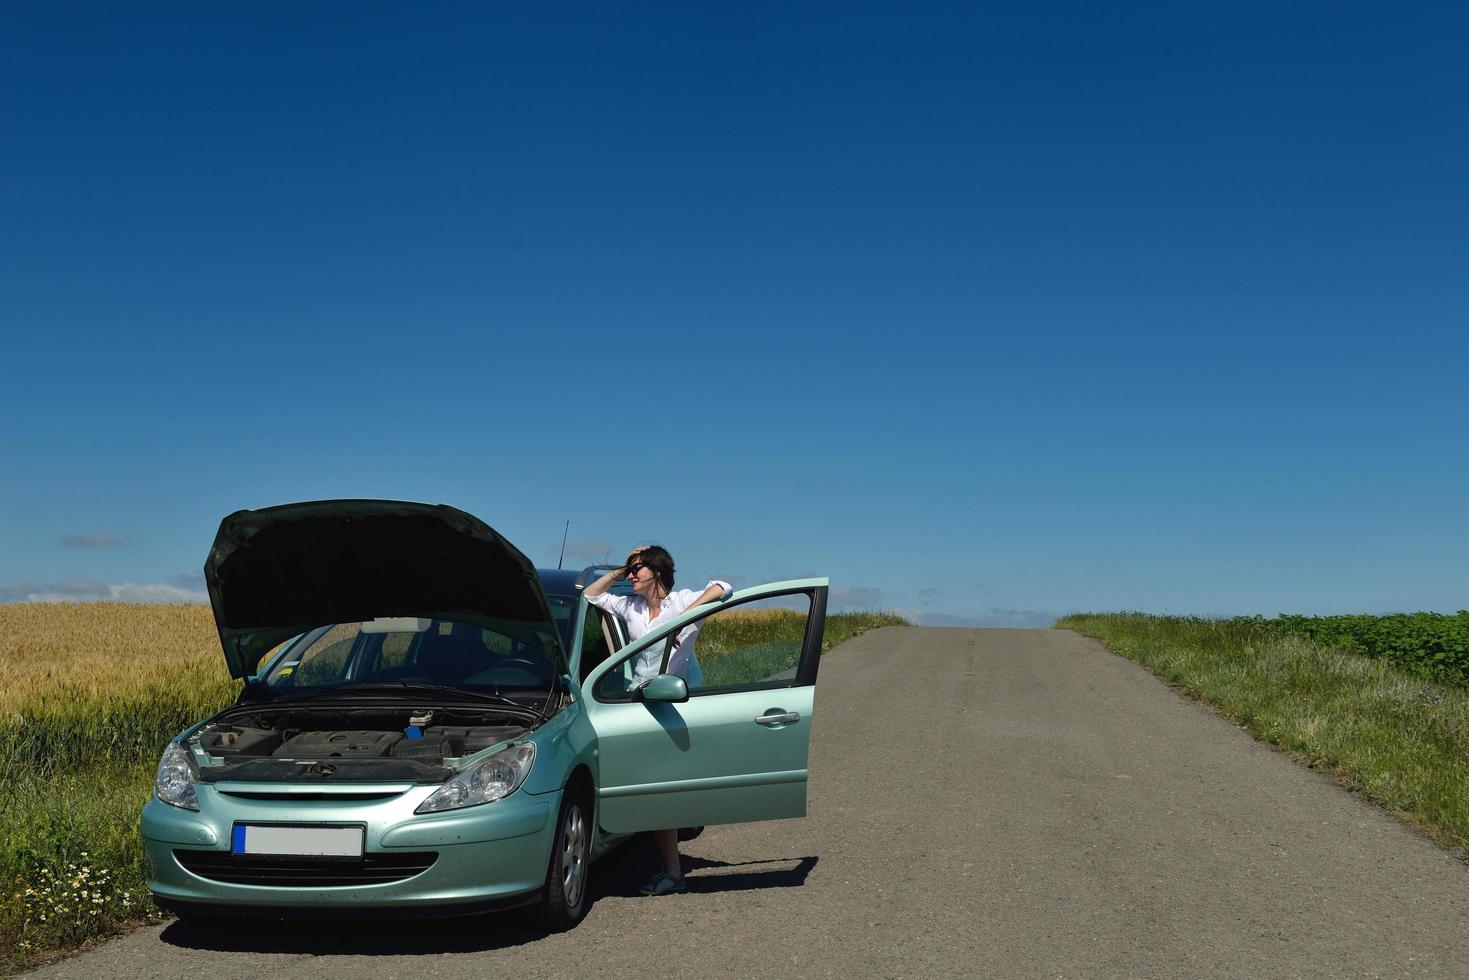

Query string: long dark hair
[630,545,675,593]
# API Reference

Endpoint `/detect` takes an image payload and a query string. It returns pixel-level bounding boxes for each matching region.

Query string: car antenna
[557,520,570,570]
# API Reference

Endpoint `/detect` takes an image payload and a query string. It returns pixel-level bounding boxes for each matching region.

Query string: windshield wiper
[249,683,541,713]
[346,683,541,711]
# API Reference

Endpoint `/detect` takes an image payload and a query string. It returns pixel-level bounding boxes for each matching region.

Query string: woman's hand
[585,566,625,598]
[683,581,732,615]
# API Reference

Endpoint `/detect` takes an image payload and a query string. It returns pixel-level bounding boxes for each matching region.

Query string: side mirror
[639,674,689,703]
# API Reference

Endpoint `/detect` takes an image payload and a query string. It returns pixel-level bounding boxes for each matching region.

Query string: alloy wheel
[561,803,587,908]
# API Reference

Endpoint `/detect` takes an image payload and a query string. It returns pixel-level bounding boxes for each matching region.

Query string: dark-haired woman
[584,545,732,895]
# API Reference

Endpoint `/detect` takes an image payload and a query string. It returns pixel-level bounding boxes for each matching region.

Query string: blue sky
[3,2,1466,625]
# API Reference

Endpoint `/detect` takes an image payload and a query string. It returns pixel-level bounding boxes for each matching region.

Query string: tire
[532,790,591,931]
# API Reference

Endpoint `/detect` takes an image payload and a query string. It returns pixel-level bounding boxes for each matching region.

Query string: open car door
[581,578,828,833]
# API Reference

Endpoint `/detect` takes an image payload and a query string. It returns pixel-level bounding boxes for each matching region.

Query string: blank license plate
[231,824,364,857]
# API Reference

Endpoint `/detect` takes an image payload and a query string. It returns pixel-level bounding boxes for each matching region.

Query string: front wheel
[531,791,590,931]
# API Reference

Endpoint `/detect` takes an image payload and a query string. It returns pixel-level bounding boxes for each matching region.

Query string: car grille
[216,791,404,802]
[174,849,437,887]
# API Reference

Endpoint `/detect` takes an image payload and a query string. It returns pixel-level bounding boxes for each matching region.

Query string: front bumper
[141,783,558,912]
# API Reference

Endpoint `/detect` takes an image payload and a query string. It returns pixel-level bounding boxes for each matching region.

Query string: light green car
[141,499,828,929]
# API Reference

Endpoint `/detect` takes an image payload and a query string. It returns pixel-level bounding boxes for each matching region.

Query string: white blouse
[585,580,733,686]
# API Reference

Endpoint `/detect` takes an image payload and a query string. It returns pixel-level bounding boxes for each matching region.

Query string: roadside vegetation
[1236,611,1469,686]
[1057,613,1469,858]
[815,610,908,651]
[0,603,217,971]
[0,601,905,971]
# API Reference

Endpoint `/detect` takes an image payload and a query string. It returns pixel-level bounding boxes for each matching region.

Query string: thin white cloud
[61,530,131,549]
[109,582,208,603]
[0,578,110,601]
[174,571,205,590]
[897,607,1058,629]
[0,578,206,603]
[550,538,616,564]
[830,586,884,609]
[982,607,1057,628]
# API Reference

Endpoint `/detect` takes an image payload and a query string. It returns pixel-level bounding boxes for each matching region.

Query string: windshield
[261,616,558,696]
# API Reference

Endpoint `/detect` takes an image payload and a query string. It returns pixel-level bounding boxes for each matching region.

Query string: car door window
[593,591,815,701]
[690,593,811,691]
[578,605,615,683]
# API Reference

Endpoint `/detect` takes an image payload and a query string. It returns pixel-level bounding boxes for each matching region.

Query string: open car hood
[205,500,562,679]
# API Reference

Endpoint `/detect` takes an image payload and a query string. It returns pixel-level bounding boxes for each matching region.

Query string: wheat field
[0,603,227,710]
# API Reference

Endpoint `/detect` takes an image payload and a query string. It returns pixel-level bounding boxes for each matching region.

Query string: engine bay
[190,706,533,782]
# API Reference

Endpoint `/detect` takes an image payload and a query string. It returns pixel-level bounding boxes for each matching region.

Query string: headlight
[416,743,535,813]
[155,741,199,810]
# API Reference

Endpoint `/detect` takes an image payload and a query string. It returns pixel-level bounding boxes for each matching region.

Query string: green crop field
[0,602,905,971]
[1057,612,1469,860]
[1230,611,1469,685]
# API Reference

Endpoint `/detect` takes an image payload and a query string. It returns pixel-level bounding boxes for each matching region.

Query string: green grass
[1057,613,1469,856]
[1,761,164,968]
[816,610,910,653]
[0,604,906,972]
[700,641,801,687]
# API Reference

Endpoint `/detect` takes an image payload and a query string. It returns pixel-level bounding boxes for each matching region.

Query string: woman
[583,545,732,896]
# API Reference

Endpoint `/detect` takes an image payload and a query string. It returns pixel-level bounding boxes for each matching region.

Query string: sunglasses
[625,561,645,575]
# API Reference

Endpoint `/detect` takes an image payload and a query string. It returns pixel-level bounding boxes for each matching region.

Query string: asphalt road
[27,627,1469,979]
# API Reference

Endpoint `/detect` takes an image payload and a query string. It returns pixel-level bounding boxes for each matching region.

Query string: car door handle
[755,711,800,726]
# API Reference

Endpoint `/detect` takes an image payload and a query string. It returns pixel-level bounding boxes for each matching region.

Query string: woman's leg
[653,828,683,881]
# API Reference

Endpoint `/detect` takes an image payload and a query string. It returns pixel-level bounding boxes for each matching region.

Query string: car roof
[535,568,583,597]
[536,566,634,600]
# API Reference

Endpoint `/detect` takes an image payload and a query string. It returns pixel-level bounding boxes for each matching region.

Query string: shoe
[638,871,687,896]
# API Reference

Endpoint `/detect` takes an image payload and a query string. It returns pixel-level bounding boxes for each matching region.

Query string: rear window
[546,594,576,650]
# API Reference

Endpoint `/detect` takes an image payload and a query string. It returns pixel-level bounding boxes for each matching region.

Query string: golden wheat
[706,607,805,622]
[0,603,226,713]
